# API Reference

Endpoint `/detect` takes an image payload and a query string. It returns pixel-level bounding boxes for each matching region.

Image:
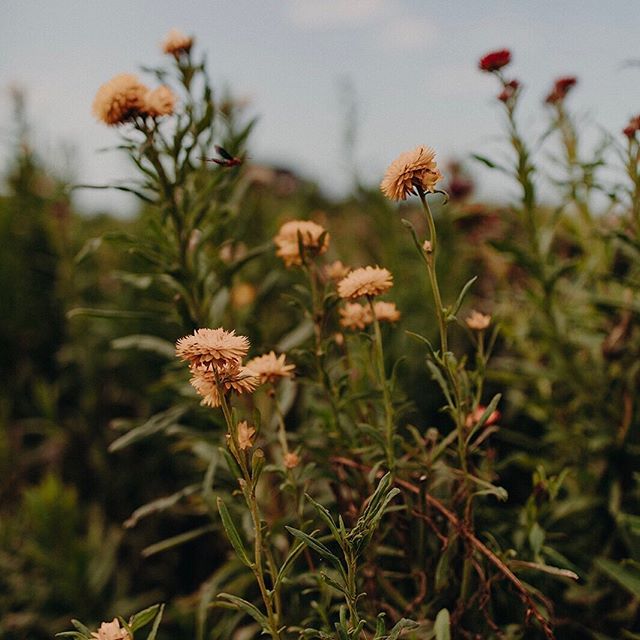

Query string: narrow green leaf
[450,276,478,318]
[434,608,451,640]
[388,618,419,640]
[145,603,165,640]
[217,498,252,566]
[217,593,268,630]
[141,524,215,557]
[595,558,640,597]
[285,526,343,569]
[129,604,161,631]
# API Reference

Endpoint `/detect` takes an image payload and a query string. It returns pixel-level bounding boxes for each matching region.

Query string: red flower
[545,76,577,104]
[623,115,640,139]
[498,79,520,103]
[479,49,511,72]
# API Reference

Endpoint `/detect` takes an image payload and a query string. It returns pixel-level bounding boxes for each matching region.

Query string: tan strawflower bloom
[325,260,351,281]
[423,240,433,253]
[373,301,401,323]
[337,266,393,300]
[91,619,130,640]
[339,302,373,330]
[380,145,443,201]
[236,421,256,450]
[176,328,249,369]
[245,351,295,384]
[92,74,149,126]
[284,452,301,469]
[231,282,257,309]
[189,364,258,407]
[466,310,491,331]
[274,220,329,267]
[144,85,176,118]
[162,28,194,56]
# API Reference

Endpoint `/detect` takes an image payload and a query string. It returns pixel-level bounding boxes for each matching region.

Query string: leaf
[274,540,307,588]
[449,276,478,319]
[70,620,92,636]
[471,154,509,174]
[595,558,640,597]
[387,618,419,639]
[109,406,189,452]
[141,524,216,557]
[465,394,501,447]
[67,307,160,320]
[129,604,161,631]
[434,608,451,640]
[217,498,252,567]
[285,526,343,570]
[145,604,165,640]
[217,593,268,630]
[111,334,176,358]
[306,494,344,548]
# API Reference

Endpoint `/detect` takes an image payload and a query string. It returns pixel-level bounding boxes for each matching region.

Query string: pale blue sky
[1,0,639,214]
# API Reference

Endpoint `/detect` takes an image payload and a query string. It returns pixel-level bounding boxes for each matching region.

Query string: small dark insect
[202,145,244,167]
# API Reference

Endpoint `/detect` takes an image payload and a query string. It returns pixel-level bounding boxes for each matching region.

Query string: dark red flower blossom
[479,49,511,72]
[545,76,577,104]
[623,115,640,139]
[498,79,520,103]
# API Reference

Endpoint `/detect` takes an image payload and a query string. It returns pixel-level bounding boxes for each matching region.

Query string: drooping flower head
[338,266,393,300]
[325,260,351,281]
[246,351,295,384]
[236,420,256,450]
[339,302,372,330]
[144,85,177,118]
[465,310,491,331]
[478,49,512,73]
[91,619,130,640]
[162,29,194,56]
[465,405,501,429]
[498,79,520,103]
[380,146,443,201]
[373,301,401,324]
[92,74,149,126]
[189,364,258,407]
[545,76,577,105]
[623,115,640,139]
[176,328,250,370]
[284,451,301,469]
[274,220,330,267]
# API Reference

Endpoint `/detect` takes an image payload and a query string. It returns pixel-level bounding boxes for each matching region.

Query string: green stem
[417,190,448,355]
[219,395,281,639]
[368,296,395,472]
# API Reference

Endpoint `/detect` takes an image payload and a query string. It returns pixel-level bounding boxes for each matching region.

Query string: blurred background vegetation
[1,53,639,639]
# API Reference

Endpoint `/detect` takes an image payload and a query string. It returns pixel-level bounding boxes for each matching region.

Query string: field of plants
[1,29,640,640]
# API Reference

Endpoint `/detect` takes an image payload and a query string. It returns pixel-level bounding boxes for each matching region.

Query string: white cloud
[285,0,389,29]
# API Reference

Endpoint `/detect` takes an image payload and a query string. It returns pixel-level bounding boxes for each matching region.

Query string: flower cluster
[162,28,194,57]
[176,328,257,407]
[92,73,176,126]
[478,49,511,72]
[339,301,401,330]
[465,310,491,331]
[274,219,330,267]
[498,79,520,104]
[380,145,442,200]
[337,266,393,300]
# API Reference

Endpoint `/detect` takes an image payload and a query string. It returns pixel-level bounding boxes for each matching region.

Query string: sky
[1,0,639,215]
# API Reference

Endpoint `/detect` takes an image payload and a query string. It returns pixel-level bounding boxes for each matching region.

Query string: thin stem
[219,394,282,639]
[367,296,395,472]
[416,189,448,355]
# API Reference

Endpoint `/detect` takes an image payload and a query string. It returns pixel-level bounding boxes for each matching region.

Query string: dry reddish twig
[331,456,556,640]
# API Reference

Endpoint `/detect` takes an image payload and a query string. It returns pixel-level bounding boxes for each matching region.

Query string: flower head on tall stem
[545,76,577,105]
[478,49,512,72]
[176,327,249,370]
[162,28,194,57]
[274,219,329,267]
[623,114,640,139]
[144,85,177,118]
[339,302,372,330]
[92,74,149,126]
[373,301,401,324]
[380,146,443,201]
[337,266,393,300]
[236,420,256,450]
[466,310,491,331]
[246,351,295,384]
